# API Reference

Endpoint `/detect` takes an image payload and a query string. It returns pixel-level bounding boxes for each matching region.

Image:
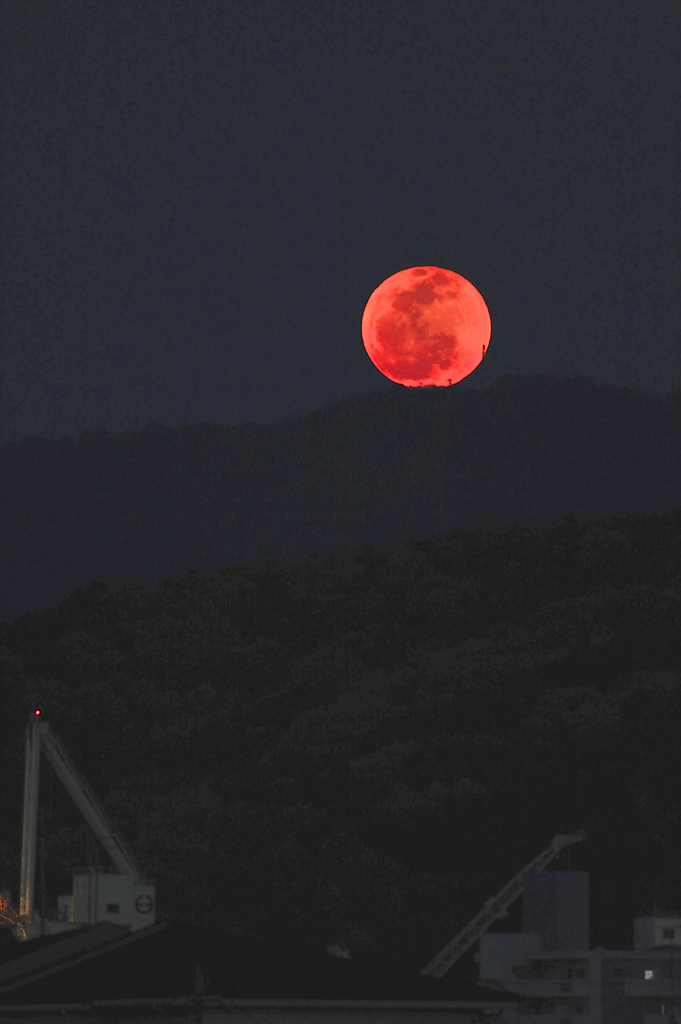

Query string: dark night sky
[2,0,679,445]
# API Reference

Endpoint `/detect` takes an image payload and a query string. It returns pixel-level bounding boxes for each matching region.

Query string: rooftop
[0,921,525,1008]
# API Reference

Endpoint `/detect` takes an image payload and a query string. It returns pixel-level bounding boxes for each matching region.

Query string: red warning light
[33,709,41,717]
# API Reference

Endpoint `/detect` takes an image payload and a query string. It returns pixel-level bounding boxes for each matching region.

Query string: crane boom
[420,830,587,978]
[19,714,147,923]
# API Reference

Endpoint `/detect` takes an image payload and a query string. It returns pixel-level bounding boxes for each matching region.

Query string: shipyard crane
[17,709,155,940]
[420,830,587,978]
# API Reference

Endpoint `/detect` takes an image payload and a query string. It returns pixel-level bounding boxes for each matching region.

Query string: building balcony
[501,980,589,999]
[626,981,681,999]
[514,1013,589,1022]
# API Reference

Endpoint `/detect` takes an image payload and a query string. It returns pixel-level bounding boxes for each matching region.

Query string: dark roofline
[0,995,524,1013]
[0,921,527,1008]
[0,923,166,994]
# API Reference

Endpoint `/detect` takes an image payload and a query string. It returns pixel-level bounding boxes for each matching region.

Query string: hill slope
[0,372,678,625]
[0,504,678,964]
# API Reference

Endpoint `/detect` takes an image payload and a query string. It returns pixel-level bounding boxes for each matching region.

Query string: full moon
[361,266,491,387]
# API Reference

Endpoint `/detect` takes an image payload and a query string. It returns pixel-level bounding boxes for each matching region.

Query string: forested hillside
[1,373,678,625]
[0,506,678,968]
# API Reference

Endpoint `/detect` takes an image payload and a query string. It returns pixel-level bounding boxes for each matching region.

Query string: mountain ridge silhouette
[1,371,678,625]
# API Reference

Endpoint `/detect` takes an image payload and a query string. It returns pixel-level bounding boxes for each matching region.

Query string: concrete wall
[523,871,589,951]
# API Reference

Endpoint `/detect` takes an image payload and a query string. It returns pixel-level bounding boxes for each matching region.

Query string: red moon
[361,266,491,387]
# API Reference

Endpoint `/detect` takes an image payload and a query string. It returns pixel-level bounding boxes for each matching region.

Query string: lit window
[645,970,655,980]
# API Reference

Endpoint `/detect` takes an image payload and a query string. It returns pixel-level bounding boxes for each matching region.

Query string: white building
[475,871,681,1024]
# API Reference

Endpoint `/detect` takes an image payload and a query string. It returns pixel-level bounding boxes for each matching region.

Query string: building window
[615,968,623,977]
[106,903,120,913]
[645,970,655,980]
[663,928,675,940]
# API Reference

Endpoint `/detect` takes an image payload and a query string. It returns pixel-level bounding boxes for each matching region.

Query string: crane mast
[17,711,155,938]
[421,830,587,978]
